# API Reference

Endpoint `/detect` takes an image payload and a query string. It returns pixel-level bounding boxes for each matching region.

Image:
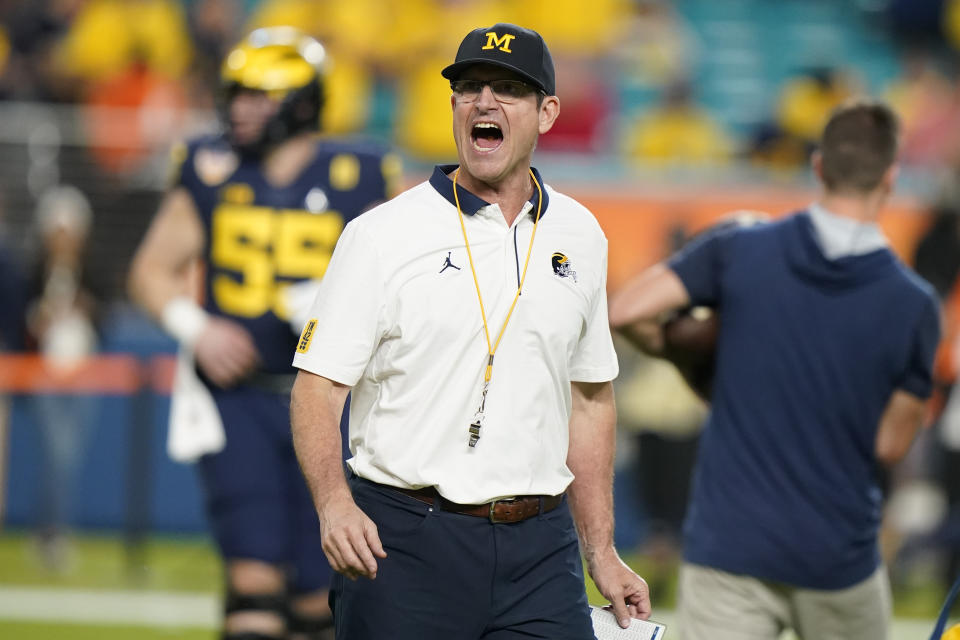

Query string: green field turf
[0,622,214,640]
[0,531,948,639]
[0,530,220,591]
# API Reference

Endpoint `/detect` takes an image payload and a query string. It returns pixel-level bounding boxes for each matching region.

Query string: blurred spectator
[319,53,376,135]
[24,185,103,571]
[623,80,732,167]
[185,0,244,109]
[910,179,960,592]
[245,0,318,34]
[749,66,858,169]
[946,0,960,51]
[54,0,193,84]
[515,0,632,57]
[0,0,83,101]
[885,0,947,47]
[777,66,859,146]
[393,52,459,160]
[0,194,25,350]
[82,57,188,174]
[914,207,960,300]
[612,0,700,90]
[747,122,811,171]
[248,0,437,76]
[537,55,616,153]
[885,53,960,168]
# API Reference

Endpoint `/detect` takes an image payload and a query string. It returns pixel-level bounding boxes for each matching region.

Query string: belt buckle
[489,497,519,523]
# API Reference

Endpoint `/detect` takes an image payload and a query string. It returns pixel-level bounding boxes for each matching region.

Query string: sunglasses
[450,79,543,103]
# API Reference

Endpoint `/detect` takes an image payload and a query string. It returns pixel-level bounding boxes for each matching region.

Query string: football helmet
[220,27,326,155]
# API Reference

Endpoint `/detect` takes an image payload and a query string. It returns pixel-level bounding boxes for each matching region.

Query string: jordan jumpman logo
[439,251,461,273]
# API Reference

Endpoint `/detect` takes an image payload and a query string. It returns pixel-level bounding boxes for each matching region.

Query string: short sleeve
[569,239,619,382]
[897,294,941,398]
[292,219,385,385]
[667,228,730,306]
[167,141,189,188]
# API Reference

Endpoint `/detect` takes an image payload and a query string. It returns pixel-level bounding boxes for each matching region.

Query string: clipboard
[590,606,667,639]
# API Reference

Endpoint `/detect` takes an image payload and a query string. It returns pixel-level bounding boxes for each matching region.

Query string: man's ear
[539,96,560,135]
[811,150,824,182]
[881,163,899,194]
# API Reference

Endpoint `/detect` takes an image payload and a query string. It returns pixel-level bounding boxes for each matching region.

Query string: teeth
[474,123,501,130]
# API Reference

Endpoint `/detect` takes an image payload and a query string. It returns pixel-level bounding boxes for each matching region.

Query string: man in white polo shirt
[290,23,650,639]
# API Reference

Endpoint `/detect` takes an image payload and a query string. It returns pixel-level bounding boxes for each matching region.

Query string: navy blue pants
[198,385,349,594]
[332,476,595,639]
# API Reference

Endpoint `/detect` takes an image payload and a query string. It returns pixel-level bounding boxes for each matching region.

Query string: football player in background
[129,27,399,640]
[609,100,940,640]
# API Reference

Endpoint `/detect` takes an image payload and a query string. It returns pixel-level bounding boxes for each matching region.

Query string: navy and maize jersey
[172,134,400,373]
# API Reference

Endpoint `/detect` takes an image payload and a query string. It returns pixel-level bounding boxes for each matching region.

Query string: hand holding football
[661,306,718,400]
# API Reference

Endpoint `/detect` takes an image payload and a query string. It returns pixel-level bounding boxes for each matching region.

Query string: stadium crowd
[2,0,960,170]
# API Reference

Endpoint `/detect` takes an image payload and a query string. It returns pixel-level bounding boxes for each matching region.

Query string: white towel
[166,347,225,463]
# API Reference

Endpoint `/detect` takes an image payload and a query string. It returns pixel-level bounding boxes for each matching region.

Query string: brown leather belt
[389,485,564,524]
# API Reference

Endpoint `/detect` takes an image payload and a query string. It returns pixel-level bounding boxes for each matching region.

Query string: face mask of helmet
[219,27,326,157]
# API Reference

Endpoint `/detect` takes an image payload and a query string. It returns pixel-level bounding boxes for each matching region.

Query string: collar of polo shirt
[429,164,550,218]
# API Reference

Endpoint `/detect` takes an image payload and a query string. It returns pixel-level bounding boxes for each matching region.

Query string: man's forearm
[290,372,352,512]
[614,319,666,357]
[608,262,691,357]
[567,381,617,559]
[128,188,205,322]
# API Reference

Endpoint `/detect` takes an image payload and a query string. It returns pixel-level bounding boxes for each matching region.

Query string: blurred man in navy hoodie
[610,99,940,640]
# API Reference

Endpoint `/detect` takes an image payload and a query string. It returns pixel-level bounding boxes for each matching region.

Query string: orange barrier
[0,354,176,394]
[569,187,930,291]
[147,355,176,395]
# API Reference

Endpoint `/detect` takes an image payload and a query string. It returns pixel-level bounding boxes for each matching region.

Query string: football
[661,306,718,399]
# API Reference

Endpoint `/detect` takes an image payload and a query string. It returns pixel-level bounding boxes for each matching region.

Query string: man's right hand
[194,317,260,388]
[318,495,387,580]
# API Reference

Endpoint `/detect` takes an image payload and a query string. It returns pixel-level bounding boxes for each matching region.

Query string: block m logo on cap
[482,32,515,53]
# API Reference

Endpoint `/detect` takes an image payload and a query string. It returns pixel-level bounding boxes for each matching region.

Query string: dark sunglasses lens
[495,81,534,99]
[454,80,481,96]
[453,79,533,100]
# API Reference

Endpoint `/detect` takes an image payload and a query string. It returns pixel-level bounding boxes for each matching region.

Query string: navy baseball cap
[441,23,555,96]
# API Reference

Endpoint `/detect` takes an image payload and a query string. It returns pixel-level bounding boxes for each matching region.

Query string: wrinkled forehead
[458,63,525,82]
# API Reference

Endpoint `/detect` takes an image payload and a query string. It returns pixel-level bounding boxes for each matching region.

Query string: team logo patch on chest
[195,149,238,186]
[551,252,577,283]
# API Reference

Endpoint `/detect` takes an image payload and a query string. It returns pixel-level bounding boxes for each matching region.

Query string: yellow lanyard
[453,167,543,447]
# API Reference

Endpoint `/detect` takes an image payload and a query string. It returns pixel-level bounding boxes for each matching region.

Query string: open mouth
[471,122,503,152]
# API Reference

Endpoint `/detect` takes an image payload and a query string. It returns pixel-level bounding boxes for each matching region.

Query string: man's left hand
[586,547,651,628]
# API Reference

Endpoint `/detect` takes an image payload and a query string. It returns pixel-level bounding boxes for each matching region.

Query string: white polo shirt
[293,165,618,503]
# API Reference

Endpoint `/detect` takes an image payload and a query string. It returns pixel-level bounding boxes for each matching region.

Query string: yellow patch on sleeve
[297,318,318,354]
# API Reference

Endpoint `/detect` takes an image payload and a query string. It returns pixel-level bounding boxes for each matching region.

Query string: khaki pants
[677,562,891,640]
